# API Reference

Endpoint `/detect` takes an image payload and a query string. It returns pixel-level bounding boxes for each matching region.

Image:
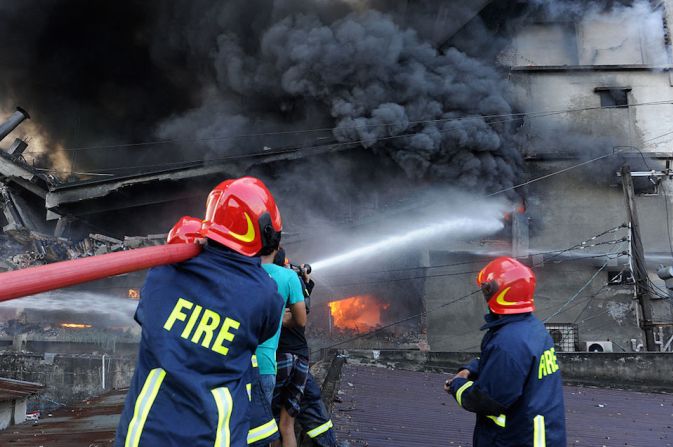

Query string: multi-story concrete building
[424,0,673,353]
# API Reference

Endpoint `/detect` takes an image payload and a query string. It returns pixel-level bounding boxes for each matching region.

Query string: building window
[595,87,630,108]
[544,323,578,352]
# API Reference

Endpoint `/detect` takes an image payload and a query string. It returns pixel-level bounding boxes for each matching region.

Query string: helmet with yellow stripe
[202,177,282,257]
[477,257,536,314]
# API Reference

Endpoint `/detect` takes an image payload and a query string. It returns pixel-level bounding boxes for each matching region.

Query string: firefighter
[115,177,285,447]
[296,371,337,447]
[445,257,566,447]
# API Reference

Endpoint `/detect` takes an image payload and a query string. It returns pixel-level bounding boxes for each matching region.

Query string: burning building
[0,0,670,356]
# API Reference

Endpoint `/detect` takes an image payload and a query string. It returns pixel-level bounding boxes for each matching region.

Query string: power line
[323,269,480,288]
[321,252,626,288]
[311,252,625,353]
[25,99,673,154]
[571,284,609,324]
[543,261,610,323]
[625,145,673,258]
[321,228,626,278]
[487,152,616,197]
[27,106,673,180]
[33,121,621,176]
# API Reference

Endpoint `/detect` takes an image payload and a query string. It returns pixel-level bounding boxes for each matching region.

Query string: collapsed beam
[0,243,201,302]
[0,107,30,143]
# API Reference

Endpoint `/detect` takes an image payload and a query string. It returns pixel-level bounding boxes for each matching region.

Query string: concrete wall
[13,398,26,425]
[420,4,673,352]
[341,349,673,392]
[502,8,668,68]
[0,398,27,431]
[0,401,11,431]
[511,70,673,152]
[0,352,136,411]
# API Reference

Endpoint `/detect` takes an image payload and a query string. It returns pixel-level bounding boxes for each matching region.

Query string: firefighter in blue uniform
[115,177,285,447]
[297,371,337,446]
[446,257,566,447]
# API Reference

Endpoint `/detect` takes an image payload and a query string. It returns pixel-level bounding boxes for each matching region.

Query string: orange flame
[60,323,92,329]
[328,295,389,332]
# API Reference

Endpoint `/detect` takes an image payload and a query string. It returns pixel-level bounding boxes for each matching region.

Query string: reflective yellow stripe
[455,380,474,407]
[534,415,546,447]
[487,414,506,428]
[251,355,258,368]
[212,387,233,447]
[125,368,166,447]
[247,419,278,444]
[246,383,252,401]
[306,420,334,438]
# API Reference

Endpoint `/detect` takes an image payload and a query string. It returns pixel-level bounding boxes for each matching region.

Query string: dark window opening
[595,87,630,108]
[544,323,578,352]
[633,175,660,195]
[608,269,634,285]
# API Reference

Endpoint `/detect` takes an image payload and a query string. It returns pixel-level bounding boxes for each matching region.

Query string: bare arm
[283,301,307,328]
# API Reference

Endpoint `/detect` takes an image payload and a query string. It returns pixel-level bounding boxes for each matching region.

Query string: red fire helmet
[476,256,536,315]
[167,216,205,245]
[202,177,282,257]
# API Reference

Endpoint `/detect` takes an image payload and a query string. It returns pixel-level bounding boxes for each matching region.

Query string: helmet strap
[481,280,499,302]
[258,212,281,256]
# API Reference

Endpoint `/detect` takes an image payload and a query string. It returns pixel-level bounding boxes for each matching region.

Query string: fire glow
[60,323,92,329]
[328,295,389,332]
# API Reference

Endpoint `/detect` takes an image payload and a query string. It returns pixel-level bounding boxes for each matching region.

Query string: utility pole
[621,165,656,351]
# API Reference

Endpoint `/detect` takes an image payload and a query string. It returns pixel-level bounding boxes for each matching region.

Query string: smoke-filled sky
[0,0,526,194]
[0,0,664,221]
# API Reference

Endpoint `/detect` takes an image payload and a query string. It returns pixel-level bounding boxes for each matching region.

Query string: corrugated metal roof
[0,388,124,446]
[333,364,673,447]
[0,377,44,401]
[2,364,672,446]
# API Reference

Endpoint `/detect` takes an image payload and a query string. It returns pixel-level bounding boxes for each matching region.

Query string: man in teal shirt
[258,247,306,389]
[248,246,306,446]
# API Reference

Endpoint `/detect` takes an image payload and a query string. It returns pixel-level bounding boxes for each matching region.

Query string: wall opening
[595,87,631,108]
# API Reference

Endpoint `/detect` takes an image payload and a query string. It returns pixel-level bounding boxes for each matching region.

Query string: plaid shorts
[273,353,309,418]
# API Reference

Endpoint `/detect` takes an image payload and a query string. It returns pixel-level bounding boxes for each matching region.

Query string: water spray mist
[311,216,504,272]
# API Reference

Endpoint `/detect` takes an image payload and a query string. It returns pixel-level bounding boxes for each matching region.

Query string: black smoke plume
[0,0,524,198]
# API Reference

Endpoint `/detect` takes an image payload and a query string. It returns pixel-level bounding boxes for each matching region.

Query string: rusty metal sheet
[0,388,125,447]
[0,376,44,401]
[333,364,673,447]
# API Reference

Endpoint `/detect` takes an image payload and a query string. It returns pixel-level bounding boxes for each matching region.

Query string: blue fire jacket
[449,313,566,447]
[115,243,284,447]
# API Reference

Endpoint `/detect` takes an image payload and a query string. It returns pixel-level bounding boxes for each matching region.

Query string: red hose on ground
[0,243,202,303]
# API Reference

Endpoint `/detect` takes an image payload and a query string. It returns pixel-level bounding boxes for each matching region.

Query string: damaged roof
[333,364,673,447]
[0,388,124,446]
[2,364,672,446]
[0,377,43,401]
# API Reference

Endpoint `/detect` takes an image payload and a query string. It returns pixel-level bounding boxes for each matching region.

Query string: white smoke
[0,291,137,325]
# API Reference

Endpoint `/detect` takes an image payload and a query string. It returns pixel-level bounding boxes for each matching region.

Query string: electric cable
[628,145,673,258]
[313,251,627,354]
[322,252,626,288]
[23,99,673,154]
[323,224,626,277]
[543,261,610,323]
[28,104,673,179]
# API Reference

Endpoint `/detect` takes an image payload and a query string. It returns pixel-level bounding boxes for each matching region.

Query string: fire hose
[0,243,202,303]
